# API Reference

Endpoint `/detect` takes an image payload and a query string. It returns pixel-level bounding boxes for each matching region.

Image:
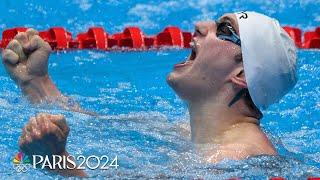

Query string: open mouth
[174,40,197,68]
[189,46,197,61]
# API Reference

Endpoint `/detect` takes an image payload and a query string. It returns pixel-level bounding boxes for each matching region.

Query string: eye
[196,29,202,36]
[217,22,234,36]
[194,28,204,37]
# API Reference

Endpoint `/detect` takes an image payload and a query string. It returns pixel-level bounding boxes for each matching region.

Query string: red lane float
[155,26,192,48]
[0,26,319,50]
[283,26,302,48]
[76,27,107,49]
[283,26,320,49]
[156,26,183,47]
[119,27,144,48]
[303,30,320,49]
[108,33,121,48]
[1,27,27,48]
[156,26,192,48]
[270,177,286,180]
[144,36,156,48]
[39,27,71,50]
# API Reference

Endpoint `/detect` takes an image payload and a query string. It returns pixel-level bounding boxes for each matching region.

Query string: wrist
[47,150,88,177]
[57,150,69,157]
[20,75,62,103]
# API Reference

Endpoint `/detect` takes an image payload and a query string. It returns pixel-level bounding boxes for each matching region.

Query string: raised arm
[1,29,96,115]
[19,113,87,177]
[1,29,61,102]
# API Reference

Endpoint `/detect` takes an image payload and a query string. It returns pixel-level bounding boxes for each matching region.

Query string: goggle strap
[218,35,241,46]
[228,88,248,107]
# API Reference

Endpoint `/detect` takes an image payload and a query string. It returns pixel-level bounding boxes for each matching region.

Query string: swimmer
[2,11,297,177]
[167,12,296,162]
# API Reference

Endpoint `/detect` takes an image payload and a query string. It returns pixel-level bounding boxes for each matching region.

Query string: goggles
[216,21,241,46]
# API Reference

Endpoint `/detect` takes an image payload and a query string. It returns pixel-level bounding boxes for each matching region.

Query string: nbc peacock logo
[13,151,31,173]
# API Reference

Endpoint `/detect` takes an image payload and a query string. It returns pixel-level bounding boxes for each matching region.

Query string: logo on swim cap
[236,11,248,19]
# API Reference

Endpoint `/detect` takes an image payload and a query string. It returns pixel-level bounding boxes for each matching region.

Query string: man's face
[167,13,242,102]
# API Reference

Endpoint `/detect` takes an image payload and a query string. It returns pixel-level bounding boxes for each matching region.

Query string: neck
[188,93,259,144]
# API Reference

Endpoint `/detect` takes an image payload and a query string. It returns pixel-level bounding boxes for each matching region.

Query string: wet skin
[2,13,277,177]
[2,29,87,177]
[167,14,276,162]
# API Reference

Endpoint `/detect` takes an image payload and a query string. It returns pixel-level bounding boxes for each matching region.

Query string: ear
[230,67,247,88]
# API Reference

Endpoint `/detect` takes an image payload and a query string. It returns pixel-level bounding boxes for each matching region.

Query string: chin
[166,62,192,88]
[166,71,177,89]
[166,71,190,101]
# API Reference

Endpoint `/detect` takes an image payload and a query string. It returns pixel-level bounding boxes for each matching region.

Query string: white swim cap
[234,11,297,110]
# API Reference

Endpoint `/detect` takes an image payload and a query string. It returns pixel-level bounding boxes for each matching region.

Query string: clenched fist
[19,113,70,157]
[1,29,51,85]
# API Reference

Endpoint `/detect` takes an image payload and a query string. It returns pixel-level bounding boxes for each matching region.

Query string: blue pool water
[0,0,320,179]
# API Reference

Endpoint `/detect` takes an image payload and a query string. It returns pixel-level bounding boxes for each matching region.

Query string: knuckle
[7,39,20,48]
[57,114,65,119]
[47,124,58,134]
[30,36,41,46]
[36,112,46,117]
[25,134,32,144]
[2,49,10,56]
[30,117,37,126]
[55,114,65,121]
[15,32,27,40]
[27,28,39,34]
[44,42,52,52]
[36,113,44,121]
[25,123,32,132]
[31,129,41,139]
[32,35,43,42]
[2,50,12,59]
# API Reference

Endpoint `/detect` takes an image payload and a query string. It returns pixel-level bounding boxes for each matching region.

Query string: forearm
[20,75,62,103]
[48,151,87,177]
[19,74,98,116]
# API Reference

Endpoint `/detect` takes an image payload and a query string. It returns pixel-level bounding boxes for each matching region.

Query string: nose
[194,21,216,37]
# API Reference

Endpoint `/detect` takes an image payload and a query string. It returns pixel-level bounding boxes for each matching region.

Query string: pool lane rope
[0,26,319,51]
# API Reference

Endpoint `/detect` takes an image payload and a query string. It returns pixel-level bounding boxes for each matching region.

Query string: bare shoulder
[206,143,255,163]
[226,123,278,156]
[206,136,277,164]
[241,125,278,156]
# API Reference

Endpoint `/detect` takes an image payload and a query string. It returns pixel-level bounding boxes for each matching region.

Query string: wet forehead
[219,13,240,35]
